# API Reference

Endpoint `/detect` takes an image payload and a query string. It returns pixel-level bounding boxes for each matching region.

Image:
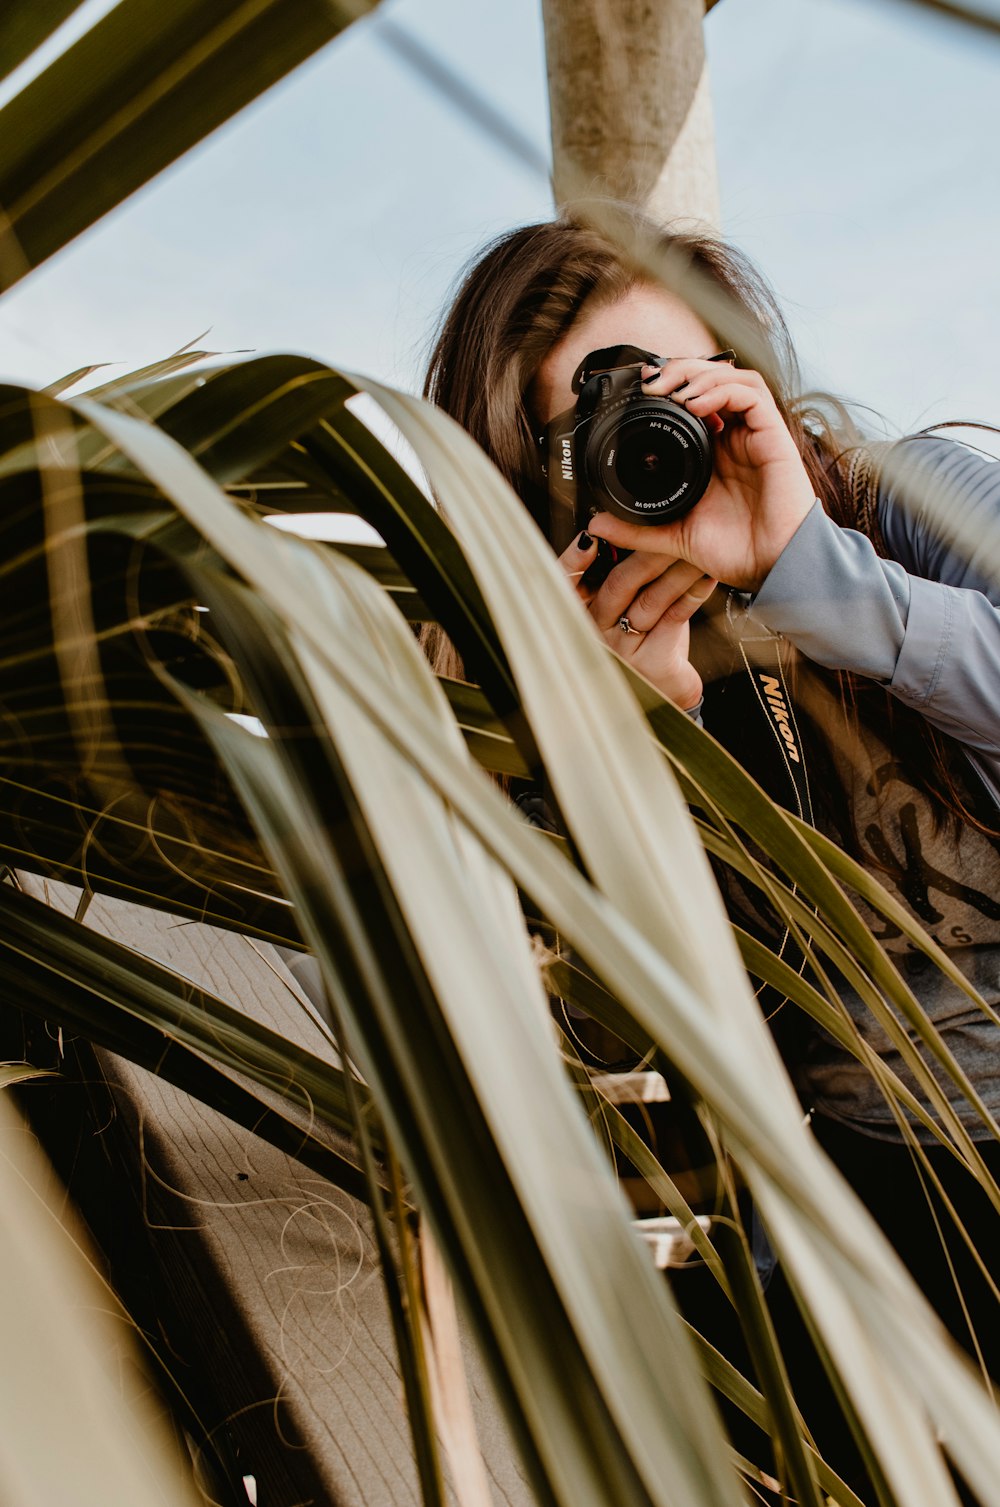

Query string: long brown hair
[423,210,994,841]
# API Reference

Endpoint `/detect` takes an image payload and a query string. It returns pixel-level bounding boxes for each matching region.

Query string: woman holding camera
[423,212,1000,1488]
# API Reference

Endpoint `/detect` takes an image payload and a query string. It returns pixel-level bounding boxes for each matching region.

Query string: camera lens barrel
[586,397,712,523]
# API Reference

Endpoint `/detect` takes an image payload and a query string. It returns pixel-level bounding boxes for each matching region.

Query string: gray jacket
[751,435,1000,808]
[748,435,1000,1140]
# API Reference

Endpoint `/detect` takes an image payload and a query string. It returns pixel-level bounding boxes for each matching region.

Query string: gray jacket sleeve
[749,437,1000,765]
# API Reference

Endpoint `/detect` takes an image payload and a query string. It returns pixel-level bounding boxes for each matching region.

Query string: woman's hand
[588,359,816,593]
[558,530,716,709]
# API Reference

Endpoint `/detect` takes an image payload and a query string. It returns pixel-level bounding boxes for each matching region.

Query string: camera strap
[722,589,816,1016]
[724,590,815,828]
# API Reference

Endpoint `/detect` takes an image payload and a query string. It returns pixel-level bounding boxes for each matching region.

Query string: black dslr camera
[539,343,732,580]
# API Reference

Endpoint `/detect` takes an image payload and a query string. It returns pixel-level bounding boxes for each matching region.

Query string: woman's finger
[652,574,718,627]
[643,360,774,423]
[588,550,685,632]
[677,379,771,427]
[641,356,751,395]
[610,560,706,634]
[588,511,689,558]
[556,528,599,596]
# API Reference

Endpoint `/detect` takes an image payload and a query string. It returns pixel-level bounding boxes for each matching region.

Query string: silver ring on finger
[618,615,644,636]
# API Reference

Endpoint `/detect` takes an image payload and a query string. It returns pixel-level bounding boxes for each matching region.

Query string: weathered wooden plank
[14,875,531,1506]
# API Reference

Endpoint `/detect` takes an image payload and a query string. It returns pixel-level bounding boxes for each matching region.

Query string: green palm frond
[0,1086,205,1504]
[0,0,377,289]
[4,350,1000,1506]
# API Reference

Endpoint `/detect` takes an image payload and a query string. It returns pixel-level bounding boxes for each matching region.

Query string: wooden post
[542,0,720,230]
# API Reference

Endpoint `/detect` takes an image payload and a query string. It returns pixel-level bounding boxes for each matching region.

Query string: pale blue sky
[2,0,999,446]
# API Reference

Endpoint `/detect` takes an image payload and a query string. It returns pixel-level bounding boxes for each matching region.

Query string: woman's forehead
[530,282,716,426]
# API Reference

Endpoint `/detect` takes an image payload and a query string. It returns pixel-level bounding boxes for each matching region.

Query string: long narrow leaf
[0,1089,203,1504]
[0,0,81,81]
[0,0,375,287]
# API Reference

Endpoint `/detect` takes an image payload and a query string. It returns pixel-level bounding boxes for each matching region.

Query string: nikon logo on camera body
[758,674,800,764]
[560,437,573,482]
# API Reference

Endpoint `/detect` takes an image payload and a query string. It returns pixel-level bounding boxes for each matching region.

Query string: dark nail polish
[641,368,661,384]
[577,530,594,550]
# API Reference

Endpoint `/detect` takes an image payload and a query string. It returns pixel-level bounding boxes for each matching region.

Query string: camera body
[539,344,715,556]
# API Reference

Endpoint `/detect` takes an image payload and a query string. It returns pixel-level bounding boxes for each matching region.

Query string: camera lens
[588,400,712,522]
[615,422,687,504]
